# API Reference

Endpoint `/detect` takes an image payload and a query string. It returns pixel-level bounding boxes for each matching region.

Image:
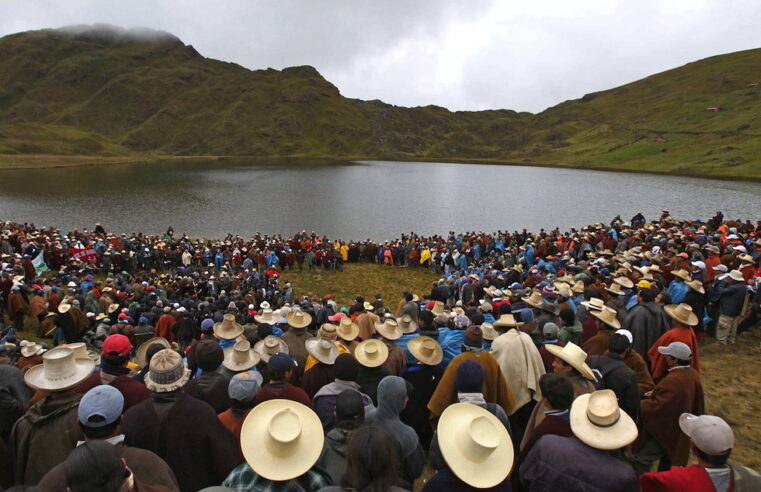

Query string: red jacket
[640,465,732,492]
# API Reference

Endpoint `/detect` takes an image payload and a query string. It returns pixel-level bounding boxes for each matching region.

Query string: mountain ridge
[0,25,759,178]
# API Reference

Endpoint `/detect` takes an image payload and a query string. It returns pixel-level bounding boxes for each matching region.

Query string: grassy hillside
[0,25,759,177]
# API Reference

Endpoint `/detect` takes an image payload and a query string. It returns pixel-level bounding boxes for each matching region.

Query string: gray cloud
[1,0,760,112]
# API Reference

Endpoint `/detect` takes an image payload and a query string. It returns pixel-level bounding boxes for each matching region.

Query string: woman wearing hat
[647,303,701,381]
[400,336,444,449]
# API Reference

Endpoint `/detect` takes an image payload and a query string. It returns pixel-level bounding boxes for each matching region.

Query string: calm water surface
[1,159,759,240]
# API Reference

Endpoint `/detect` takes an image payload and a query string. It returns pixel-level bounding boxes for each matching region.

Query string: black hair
[639,288,657,303]
[673,357,691,366]
[417,310,434,328]
[64,440,127,492]
[80,416,121,440]
[341,426,400,492]
[558,308,575,326]
[607,333,630,355]
[694,446,731,467]
[539,373,574,411]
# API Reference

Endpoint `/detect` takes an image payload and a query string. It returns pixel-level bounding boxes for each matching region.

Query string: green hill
[0,25,759,178]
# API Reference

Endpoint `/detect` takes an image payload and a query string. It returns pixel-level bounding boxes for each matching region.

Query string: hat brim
[336,323,360,341]
[213,322,244,340]
[522,296,543,308]
[569,393,638,450]
[663,305,698,326]
[407,336,443,365]
[286,315,312,328]
[399,321,418,334]
[589,310,621,330]
[545,344,596,380]
[145,367,191,393]
[135,337,170,368]
[375,323,402,340]
[223,348,261,372]
[304,338,339,365]
[25,357,95,392]
[240,399,324,481]
[354,340,389,367]
[438,403,513,488]
[254,339,289,362]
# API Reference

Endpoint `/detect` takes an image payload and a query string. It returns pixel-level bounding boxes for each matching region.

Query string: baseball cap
[543,322,559,338]
[228,370,263,401]
[102,334,132,357]
[712,264,728,273]
[690,261,706,270]
[335,388,365,421]
[616,329,633,344]
[267,352,296,373]
[657,341,691,360]
[78,385,124,427]
[679,413,734,455]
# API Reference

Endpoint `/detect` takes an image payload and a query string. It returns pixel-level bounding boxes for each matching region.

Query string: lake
[1,158,760,240]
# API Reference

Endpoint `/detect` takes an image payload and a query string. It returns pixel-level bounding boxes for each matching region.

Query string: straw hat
[223,340,260,372]
[254,308,279,324]
[214,314,244,340]
[305,337,340,365]
[493,314,524,329]
[612,276,634,289]
[374,319,402,340]
[240,399,324,481]
[24,347,94,392]
[671,269,692,281]
[480,322,498,341]
[522,290,544,308]
[437,403,513,488]
[354,339,389,368]
[648,264,662,273]
[107,303,120,314]
[20,340,44,358]
[570,390,638,450]
[363,301,375,311]
[589,306,621,330]
[64,342,89,360]
[336,317,359,341]
[606,282,625,296]
[739,254,755,264]
[408,336,443,365]
[580,297,605,312]
[144,349,191,392]
[398,314,418,334]
[259,301,271,310]
[571,280,585,294]
[686,279,705,294]
[546,342,596,380]
[664,303,698,327]
[58,303,71,314]
[135,337,170,368]
[254,335,289,362]
[286,310,312,328]
[431,301,446,316]
[727,269,744,282]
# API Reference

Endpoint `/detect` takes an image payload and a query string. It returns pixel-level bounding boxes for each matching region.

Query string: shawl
[490,329,546,411]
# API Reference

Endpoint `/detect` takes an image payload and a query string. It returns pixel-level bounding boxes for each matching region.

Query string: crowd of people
[1,210,761,491]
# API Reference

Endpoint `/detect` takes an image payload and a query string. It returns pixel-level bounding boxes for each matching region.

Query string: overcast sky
[2,0,760,113]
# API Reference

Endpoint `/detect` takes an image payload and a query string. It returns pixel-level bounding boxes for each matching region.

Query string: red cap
[117,312,129,320]
[678,252,689,259]
[103,334,132,356]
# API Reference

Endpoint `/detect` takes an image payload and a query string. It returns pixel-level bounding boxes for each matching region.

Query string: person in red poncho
[648,303,700,382]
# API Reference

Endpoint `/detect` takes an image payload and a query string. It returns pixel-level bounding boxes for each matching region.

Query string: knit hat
[200,318,215,333]
[462,326,483,348]
[456,360,484,393]
[195,339,224,371]
[334,353,360,381]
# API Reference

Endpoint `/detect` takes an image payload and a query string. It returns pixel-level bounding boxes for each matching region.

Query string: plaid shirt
[222,463,332,492]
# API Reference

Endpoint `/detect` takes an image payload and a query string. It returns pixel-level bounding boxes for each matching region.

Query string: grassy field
[10,263,760,470]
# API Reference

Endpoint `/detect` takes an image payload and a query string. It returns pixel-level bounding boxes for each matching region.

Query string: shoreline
[1,153,760,182]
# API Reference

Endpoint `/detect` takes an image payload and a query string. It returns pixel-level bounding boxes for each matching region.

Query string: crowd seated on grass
[1,211,760,491]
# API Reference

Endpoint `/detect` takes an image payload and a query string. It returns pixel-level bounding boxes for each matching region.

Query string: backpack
[587,354,629,390]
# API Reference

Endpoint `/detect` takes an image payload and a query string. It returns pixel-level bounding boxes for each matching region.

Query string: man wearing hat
[581,305,621,356]
[75,334,150,411]
[666,269,691,304]
[623,288,671,367]
[122,349,240,492]
[281,309,313,374]
[7,282,29,333]
[587,333,640,419]
[521,390,639,491]
[37,385,179,492]
[631,342,705,475]
[648,303,701,381]
[715,269,748,345]
[428,325,516,420]
[218,370,263,439]
[400,335,444,449]
[302,328,342,399]
[254,353,312,407]
[375,317,408,376]
[10,346,95,485]
[640,413,761,491]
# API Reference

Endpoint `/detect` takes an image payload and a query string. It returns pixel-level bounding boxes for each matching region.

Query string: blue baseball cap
[78,385,124,427]
[228,370,263,401]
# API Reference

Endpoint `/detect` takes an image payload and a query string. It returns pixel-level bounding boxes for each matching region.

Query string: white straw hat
[336,317,360,341]
[374,319,402,340]
[213,314,244,340]
[570,390,638,450]
[407,336,443,365]
[254,335,289,362]
[545,342,596,380]
[305,337,339,365]
[354,339,389,368]
[223,340,260,372]
[24,347,94,392]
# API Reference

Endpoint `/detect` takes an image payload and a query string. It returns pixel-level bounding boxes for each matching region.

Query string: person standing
[715,270,747,345]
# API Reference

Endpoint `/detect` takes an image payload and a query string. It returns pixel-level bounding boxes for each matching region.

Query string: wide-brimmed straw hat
[480,322,498,341]
[727,269,744,282]
[437,403,514,488]
[374,319,402,340]
[738,254,755,264]
[354,339,389,367]
[522,290,544,308]
[612,276,634,289]
[58,303,71,314]
[240,399,324,481]
[686,279,705,294]
[144,349,191,393]
[570,390,638,450]
[135,337,170,368]
[546,342,596,380]
[398,314,418,334]
[254,335,289,362]
[363,301,375,311]
[24,347,94,392]
[590,306,621,330]
[431,301,446,316]
[671,269,692,281]
[20,340,44,358]
[336,317,359,341]
[254,308,279,324]
[107,303,120,314]
[64,343,89,360]
[493,314,524,329]
[305,337,339,365]
[570,280,585,294]
[664,303,698,326]
[581,297,605,312]
[214,314,244,340]
[606,283,625,296]
[223,340,260,372]
[286,310,312,328]
[408,336,443,365]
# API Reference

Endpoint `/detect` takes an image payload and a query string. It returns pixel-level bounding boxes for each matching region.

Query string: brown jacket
[623,349,655,395]
[355,312,379,340]
[427,350,516,418]
[7,291,28,318]
[381,338,407,376]
[637,366,705,466]
[581,328,613,357]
